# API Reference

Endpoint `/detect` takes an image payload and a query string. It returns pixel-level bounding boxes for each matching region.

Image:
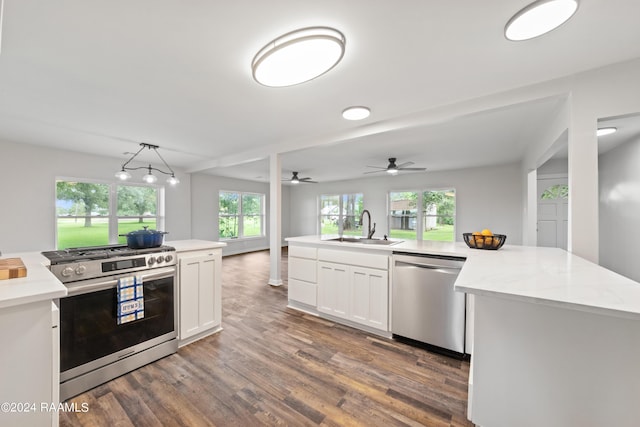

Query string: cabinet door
[350,266,388,330]
[179,252,219,340]
[317,261,349,319]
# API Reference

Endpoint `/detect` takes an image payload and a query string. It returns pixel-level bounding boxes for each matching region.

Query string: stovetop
[42,244,175,265]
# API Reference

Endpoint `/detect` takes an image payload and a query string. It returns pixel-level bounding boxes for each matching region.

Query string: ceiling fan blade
[396,161,414,169]
[363,169,386,174]
[366,165,387,170]
[398,167,426,171]
[300,180,318,183]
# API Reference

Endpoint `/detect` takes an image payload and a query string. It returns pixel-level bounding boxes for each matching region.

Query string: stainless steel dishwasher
[392,253,466,354]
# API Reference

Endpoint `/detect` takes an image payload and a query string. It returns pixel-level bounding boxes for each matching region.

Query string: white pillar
[567,100,599,263]
[268,153,283,286]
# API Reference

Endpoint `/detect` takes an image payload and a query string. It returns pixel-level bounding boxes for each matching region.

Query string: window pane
[117,186,157,216]
[423,190,455,242]
[56,181,110,248]
[219,192,239,215]
[242,215,262,237]
[57,217,109,249]
[342,193,364,236]
[219,216,239,239]
[320,195,340,235]
[242,194,262,215]
[389,192,417,239]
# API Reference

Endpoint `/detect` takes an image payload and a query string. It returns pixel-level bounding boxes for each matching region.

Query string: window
[319,193,363,236]
[56,180,161,249]
[388,189,455,242]
[219,191,265,239]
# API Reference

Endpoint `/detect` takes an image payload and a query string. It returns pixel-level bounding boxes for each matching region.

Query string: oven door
[59,266,177,382]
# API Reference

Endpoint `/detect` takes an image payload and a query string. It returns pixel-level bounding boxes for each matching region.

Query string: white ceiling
[1,1,640,183]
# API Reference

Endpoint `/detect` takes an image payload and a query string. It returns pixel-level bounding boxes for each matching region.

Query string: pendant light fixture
[505,0,579,41]
[252,27,346,87]
[115,143,180,186]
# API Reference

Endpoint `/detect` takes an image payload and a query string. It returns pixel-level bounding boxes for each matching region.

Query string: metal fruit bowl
[463,233,506,250]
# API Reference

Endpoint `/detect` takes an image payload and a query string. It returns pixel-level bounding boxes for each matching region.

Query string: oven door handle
[66,266,176,296]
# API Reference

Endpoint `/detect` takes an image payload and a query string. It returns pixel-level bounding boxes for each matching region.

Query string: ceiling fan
[283,171,317,184]
[364,157,426,175]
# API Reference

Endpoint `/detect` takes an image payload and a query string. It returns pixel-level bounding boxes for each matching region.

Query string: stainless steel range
[42,244,178,401]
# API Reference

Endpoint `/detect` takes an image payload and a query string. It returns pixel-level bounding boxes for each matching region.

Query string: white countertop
[0,252,67,309]
[286,235,640,320]
[166,239,227,252]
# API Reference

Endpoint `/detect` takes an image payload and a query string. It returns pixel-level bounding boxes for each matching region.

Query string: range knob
[61,267,74,277]
[165,255,173,263]
[156,255,165,264]
[75,265,87,275]
[147,257,156,266]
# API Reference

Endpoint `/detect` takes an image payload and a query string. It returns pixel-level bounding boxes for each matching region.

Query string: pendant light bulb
[115,169,132,181]
[167,175,180,186]
[142,166,158,184]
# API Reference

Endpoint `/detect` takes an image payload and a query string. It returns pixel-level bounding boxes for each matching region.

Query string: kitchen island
[286,235,640,426]
[0,252,67,427]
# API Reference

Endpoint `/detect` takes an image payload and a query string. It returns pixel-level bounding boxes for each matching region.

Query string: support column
[268,153,283,286]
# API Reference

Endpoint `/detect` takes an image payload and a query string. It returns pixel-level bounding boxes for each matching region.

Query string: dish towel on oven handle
[117,275,144,324]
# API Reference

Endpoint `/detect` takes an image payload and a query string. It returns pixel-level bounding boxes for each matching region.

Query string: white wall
[599,134,640,282]
[0,139,192,253]
[190,173,290,256]
[288,162,523,244]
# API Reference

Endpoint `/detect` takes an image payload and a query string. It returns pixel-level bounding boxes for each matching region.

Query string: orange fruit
[481,229,493,236]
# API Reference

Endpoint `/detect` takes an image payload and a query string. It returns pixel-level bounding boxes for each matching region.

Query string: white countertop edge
[454,285,640,321]
[166,239,227,252]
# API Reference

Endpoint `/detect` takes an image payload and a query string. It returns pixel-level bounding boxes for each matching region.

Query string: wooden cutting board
[0,258,27,280]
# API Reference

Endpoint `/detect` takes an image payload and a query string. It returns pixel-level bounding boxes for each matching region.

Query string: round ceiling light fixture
[505,0,579,41]
[597,127,617,137]
[342,106,371,121]
[252,27,346,87]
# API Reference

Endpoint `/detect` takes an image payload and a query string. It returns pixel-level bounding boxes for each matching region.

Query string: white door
[537,177,568,249]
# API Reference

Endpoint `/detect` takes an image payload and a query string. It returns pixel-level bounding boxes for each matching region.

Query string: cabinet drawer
[289,257,317,282]
[288,278,317,306]
[289,245,317,259]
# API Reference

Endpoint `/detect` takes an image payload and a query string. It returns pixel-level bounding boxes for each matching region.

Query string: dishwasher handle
[394,260,461,275]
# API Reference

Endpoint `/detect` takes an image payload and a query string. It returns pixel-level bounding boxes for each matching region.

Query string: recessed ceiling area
[1,1,640,181]
[205,97,566,183]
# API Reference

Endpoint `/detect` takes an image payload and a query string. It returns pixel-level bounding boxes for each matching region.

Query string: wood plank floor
[60,249,473,426]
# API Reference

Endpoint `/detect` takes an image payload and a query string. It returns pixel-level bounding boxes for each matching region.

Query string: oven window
[59,276,175,372]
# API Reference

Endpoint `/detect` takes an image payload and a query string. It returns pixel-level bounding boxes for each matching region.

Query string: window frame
[387,187,456,242]
[318,193,364,236]
[55,177,164,249]
[218,190,265,241]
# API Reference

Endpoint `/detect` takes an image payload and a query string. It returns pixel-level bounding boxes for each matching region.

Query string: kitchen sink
[327,237,402,245]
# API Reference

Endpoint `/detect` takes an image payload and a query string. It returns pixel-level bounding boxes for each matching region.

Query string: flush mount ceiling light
[505,0,579,41]
[252,27,346,87]
[597,127,617,137]
[342,106,371,121]
[115,143,180,186]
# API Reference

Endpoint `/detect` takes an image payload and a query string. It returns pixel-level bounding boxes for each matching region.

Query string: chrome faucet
[360,210,376,239]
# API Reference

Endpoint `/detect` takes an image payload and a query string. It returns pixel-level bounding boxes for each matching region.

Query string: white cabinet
[317,261,349,318]
[288,245,318,307]
[349,266,388,330]
[178,249,222,346]
[317,249,389,332]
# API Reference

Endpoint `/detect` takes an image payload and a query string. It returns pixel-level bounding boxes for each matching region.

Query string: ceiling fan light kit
[252,27,346,87]
[115,143,180,186]
[284,171,317,184]
[505,0,579,41]
[365,157,426,175]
